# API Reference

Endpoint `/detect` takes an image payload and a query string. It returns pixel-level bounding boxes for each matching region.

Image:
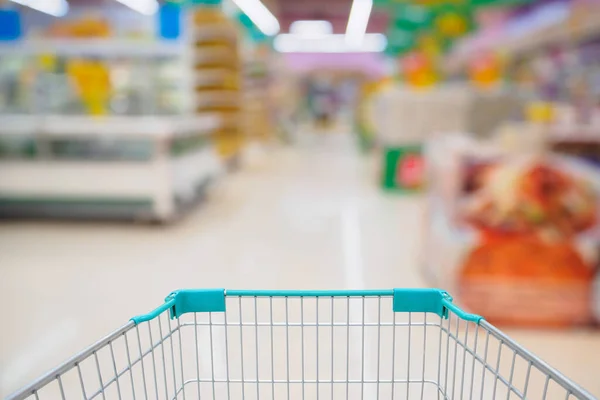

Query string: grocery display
[190,1,243,165]
[423,132,600,328]
[367,82,521,192]
[0,4,236,221]
[0,115,222,221]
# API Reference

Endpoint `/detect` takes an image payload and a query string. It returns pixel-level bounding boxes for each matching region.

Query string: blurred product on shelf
[423,131,600,328]
[191,1,243,164]
[367,82,522,193]
[0,115,222,222]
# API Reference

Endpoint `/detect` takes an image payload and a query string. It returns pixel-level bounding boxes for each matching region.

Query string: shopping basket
[7,289,596,400]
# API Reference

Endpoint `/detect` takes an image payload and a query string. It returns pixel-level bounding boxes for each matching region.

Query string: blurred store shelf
[446,4,600,74]
[0,39,187,58]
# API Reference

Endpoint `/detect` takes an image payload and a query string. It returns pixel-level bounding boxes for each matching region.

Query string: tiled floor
[1,135,599,399]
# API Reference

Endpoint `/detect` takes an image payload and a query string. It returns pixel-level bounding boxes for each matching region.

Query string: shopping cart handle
[393,288,483,323]
[131,288,483,324]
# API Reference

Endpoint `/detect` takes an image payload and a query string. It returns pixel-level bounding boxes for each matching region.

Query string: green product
[189,0,221,5]
[430,3,476,40]
[391,3,432,31]
[470,0,533,7]
[381,145,425,192]
[385,27,417,56]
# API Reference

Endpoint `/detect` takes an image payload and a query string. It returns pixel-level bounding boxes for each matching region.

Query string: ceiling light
[114,0,158,15]
[232,0,279,36]
[290,20,333,37]
[10,0,68,17]
[345,0,373,48]
[274,33,386,53]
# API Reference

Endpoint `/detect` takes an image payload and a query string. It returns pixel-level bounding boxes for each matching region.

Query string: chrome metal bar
[345,297,350,400]
[147,322,160,399]
[506,350,517,400]
[316,296,319,400]
[178,321,442,328]
[420,313,427,400]
[285,297,290,400]
[209,312,216,400]
[376,297,381,400]
[123,330,137,400]
[108,341,123,400]
[76,362,87,399]
[6,322,135,400]
[407,311,412,400]
[270,297,275,400]
[451,317,460,400]
[391,311,396,400]
[224,309,231,400]
[436,315,443,400]
[362,296,366,400]
[254,297,260,400]
[156,318,169,400]
[194,313,201,399]
[522,361,533,399]
[93,350,106,400]
[57,375,66,400]
[458,322,468,400]
[479,329,491,400]
[135,325,149,400]
[330,297,334,400]
[301,296,305,400]
[480,320,596,400]
[176,318,186,400]
[468,324,479,400]
[239,297,246,400]
[159,316,174,399]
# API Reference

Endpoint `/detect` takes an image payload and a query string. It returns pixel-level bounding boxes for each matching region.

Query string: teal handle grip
[442,298,483,323]
[131,288,483,324]
[131,296,176,324]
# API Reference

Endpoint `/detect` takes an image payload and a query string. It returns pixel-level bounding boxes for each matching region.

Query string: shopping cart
[7,289,596,400]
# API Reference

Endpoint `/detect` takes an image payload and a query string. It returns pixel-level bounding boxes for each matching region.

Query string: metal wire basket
[7,289,597,399]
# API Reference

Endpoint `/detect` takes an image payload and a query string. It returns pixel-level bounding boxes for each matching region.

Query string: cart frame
[7,289,597,400]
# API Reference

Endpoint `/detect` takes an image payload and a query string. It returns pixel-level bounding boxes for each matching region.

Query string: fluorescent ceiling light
[232,0,279,36]
[290,20,333,37]
[345,0,373,48]
[11,0,68,17]
[114,0,158,15]
[274,33,386,53]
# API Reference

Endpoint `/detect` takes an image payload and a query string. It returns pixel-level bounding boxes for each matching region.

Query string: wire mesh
[8,294,595,400]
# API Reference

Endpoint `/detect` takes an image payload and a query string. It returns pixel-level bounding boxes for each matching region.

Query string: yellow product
[48,17,111,38]
[214,129,243,158]
[402,52,438,88]
[192,8,225,24]
[194,45,239,68]
[196,91,239,111]
[67,59,111,115]
[469,52,504,89]
[526,102,555,124]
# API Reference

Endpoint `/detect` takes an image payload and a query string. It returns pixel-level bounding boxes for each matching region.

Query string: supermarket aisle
[1,133,600,398]
[0,133,426,397]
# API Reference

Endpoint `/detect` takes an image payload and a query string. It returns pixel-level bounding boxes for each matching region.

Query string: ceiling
[267,0,389,34]
[57,0,389,35]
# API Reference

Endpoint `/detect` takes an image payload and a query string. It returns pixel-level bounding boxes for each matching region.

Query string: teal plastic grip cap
[392,288,482,323]
[169,289,226,318]
[131,289,226,324]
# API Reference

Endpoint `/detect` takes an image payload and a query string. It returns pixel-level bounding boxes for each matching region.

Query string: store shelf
[0,39,186,58]
[0,114,224,221]
[41,115,222,138]
[446,5,600,73]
